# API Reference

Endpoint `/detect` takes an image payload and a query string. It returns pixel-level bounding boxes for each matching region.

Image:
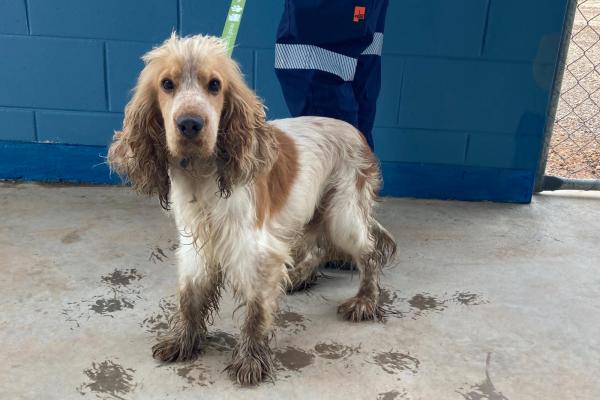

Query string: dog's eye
[161,79,175,92]
[208,79,221,94]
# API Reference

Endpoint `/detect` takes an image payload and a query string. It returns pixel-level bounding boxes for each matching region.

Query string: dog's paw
[152,335,199,363]
[225,341,274,386]
[338,296,383,322]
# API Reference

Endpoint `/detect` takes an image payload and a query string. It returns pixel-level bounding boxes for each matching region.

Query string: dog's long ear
[216,59,277,197]
[108,65,171,209]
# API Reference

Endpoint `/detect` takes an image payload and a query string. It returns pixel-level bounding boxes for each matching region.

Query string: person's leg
[352,0,389,150]
[352,56,380,149]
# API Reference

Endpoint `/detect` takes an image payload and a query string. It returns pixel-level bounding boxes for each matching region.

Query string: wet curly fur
[338,294,385,322]
[153,270,223,362]
[225,337,274,386]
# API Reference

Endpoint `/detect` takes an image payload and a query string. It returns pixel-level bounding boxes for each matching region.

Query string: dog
[108,34,396,386]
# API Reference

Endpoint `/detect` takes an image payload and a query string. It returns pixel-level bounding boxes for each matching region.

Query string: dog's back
[268,116,396,299]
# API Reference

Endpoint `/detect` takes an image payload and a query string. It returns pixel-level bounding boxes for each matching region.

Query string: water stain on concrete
[274,346,315,371]
[408,293,446,312]
[380,288,405,318]
[61,230,81,244]
[101,268,143,287]
[141,314,170,333]
[457,353,509,400]
[69,269,144,322]
[380,288,398,307]
[314,341,360,360]
[206,330,237,352]
[276,310,307,333]
[78,360,136,400]
[149,247,168,263]
[90,298,134,315]
[377,390,408,400]
[453,291,489,306]
[373,351,420,374]
[141,297,177,334]
[176,363,212,388]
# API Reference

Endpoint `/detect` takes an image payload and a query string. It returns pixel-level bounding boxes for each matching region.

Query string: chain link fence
[545,0,600,179]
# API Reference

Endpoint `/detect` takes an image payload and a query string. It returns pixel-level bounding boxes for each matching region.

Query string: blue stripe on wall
[0,142,535,203]
[380,162,535,203]
[0,141,119,184]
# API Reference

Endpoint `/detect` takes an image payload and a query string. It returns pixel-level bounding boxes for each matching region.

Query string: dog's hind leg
[286,230,325,293]
[325,180,396,322]
[152,240,223,362]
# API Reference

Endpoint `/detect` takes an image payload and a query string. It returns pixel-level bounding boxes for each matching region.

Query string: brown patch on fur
[254,128,299,227]
[216,59,278,198]
[153,270,223,362]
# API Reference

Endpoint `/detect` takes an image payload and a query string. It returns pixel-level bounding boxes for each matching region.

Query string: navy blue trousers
[275,0,389,149]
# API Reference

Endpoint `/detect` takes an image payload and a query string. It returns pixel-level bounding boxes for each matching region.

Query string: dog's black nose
[176,116,204,139]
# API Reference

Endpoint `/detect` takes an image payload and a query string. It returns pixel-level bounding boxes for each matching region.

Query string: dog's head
[108,34,277,206]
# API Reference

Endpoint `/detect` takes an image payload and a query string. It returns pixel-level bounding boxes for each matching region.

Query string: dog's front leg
[152,240,222,362]
[225,249,288,385]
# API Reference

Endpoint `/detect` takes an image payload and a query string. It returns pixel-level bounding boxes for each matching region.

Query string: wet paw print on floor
[175,362,215,389]
[149,239,179,264]
[101,268,144,287]
[62,268,146,328]
[140,296,177,334]
[77,360,137,399]
[314,341,361,360]
[451,291,489,306]
[380,288,405,318]
[372,350,420,376]
[275,309,308,334]
[408,293,447,316]
[204,330,238,353]
[377,389,410,400]
[274,346,316,376]
[378,288,489,320]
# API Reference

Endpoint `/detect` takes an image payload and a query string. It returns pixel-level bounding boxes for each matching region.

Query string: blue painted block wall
[0,0,570,202]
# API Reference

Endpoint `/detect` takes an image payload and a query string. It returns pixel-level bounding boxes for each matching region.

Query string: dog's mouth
[176,146,219,171]
[169,135,216,164]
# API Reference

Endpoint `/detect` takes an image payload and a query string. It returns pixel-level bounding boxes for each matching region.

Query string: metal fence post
[535,0,578,192]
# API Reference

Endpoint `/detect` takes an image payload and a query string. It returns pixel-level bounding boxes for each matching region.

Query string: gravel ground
[546,0,600,179]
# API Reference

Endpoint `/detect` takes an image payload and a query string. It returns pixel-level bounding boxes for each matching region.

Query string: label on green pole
[221,0,246,56]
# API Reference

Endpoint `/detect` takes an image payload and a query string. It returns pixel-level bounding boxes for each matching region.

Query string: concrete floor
[1,183,599,400]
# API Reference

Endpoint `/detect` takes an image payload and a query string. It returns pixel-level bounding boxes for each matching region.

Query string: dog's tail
[370,220,397,268]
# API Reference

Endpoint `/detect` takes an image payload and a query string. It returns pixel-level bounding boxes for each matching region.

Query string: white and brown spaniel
[108,34,396,386]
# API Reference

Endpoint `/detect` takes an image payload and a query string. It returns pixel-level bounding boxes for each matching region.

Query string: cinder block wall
[0,0,569,202]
